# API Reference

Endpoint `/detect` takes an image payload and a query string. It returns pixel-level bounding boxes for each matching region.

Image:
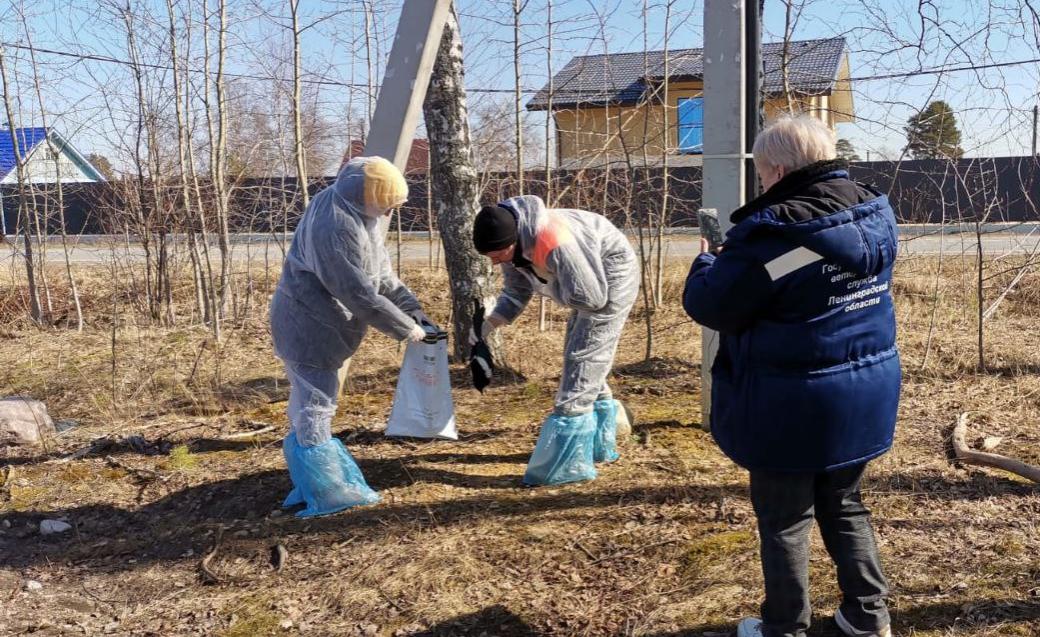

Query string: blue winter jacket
[683,160,901,472]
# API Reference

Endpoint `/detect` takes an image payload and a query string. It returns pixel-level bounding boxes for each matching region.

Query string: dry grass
[0,254,1038,636]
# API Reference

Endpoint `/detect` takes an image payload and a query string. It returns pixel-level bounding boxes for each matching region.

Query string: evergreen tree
[85,153,116,179]
[904,101,964,159]
[835,138,861,162]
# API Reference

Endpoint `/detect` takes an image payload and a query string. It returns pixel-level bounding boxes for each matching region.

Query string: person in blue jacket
[683,116,899,637]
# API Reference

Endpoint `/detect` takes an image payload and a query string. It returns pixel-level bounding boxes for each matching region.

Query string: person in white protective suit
[269,156,435,517]
[471,195,639,485]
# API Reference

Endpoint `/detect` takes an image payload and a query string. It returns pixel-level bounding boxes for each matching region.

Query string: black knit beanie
[472,205,518,253]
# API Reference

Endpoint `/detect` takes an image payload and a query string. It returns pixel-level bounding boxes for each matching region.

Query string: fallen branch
[198,527,225,585]
[951,413,1040,484]
[49,445,96,464]
[53,434,176,465]
[104,455,166,482]
[220,425,276,440]
[162,422,217,438]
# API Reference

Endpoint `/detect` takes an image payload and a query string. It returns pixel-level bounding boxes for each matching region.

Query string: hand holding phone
[697,208,724,253]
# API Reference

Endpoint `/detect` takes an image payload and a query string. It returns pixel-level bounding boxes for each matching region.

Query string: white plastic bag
[386,329,458,440]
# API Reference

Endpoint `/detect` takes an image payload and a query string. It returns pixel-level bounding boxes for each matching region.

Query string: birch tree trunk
[654,0,672,308]
[120,2,156,321]
[637,0,655,359]
[543,0,554,202]
[539,0,553,332]
[27,179,52,319]
[21,28,83,331]
[214,0,232,325]
[0,45,44,325]
[363,0,375,141]
[200,0,231,332]
[185,0,218,327]
[422,7,499,361]
[166,0,210,329]
[290,0,308,208]
[781,1,796,113]
[513,0,524,195]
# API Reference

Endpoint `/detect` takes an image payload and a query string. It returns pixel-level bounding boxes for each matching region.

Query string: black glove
[469,299,495,392]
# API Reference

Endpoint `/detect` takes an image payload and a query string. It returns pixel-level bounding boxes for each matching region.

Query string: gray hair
[752,115,837,172]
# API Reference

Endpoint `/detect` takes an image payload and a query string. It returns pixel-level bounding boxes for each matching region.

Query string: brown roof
[527,37,848,110]
[341,139,430,175]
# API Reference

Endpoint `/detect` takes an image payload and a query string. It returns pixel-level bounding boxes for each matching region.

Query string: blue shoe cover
[282,433,380,517]
[282,486,304,508]
[281,434,306,507]
[593,399,621,463]
[522,412,597,486]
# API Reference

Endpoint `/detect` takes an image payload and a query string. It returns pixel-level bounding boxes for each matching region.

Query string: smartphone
[697,208,724,251]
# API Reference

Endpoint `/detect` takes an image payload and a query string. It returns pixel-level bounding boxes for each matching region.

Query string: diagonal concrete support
[340,0,451,390]
[363,0,452,173]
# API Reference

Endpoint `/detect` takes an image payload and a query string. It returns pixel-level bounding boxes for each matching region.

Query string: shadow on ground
[218,375,290,404]
[0,429,280,466]
[614,356,699,379]
[647,599,1040,636]
[862,470,1038,502]
[409,604,543,636]
[0,461,746,572]
[633,419,705,435]
[0,419,519,466]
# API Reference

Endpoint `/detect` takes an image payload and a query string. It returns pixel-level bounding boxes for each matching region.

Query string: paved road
[4,230,1040,265]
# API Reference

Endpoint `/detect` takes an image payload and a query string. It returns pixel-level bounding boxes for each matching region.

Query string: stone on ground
[0,397,56,446]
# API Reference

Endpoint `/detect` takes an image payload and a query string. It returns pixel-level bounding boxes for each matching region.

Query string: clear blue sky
[2,0,1037,170]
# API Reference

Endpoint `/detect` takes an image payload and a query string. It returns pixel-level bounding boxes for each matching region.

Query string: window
[677,97,703,154]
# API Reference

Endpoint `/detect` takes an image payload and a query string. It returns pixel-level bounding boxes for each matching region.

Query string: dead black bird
[469,299,494,392]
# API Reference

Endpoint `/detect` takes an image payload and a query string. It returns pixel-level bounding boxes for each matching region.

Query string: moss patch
[57,464,94,484]
[219,610,282,637]
[995,535,1025,557]
[162,445,198,471]
[682,530,756,578]
[7,485,50,510]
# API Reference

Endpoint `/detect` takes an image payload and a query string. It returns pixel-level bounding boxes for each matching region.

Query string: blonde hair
[752,115,837,173]
[362,156,408,213]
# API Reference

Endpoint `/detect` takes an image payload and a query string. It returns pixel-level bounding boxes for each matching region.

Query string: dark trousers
[749,463,889,637]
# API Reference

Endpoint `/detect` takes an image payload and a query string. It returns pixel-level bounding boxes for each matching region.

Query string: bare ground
[0,256,1038,636]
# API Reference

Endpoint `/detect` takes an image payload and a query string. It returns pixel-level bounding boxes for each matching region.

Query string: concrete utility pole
[363,0,451,203]
[700,0,748,425]
[744,0,762,203]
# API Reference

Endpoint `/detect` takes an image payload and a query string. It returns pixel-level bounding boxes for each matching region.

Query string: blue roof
[0,127,49,181]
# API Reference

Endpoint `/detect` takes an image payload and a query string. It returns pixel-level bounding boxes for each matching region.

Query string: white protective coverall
[269,156,426,516]
[488,195,639,485]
